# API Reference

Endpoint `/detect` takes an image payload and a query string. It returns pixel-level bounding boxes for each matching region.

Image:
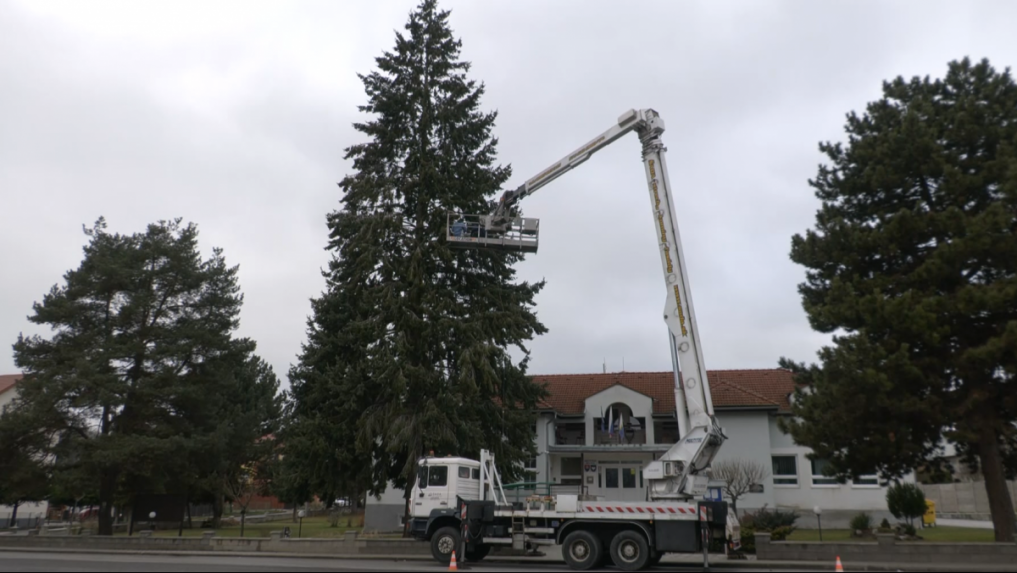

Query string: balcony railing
[593,429,646,446]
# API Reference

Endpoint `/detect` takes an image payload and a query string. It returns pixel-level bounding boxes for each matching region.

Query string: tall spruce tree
[5,217,254,535]
[287,0,547,526]
[781,57,1017,542]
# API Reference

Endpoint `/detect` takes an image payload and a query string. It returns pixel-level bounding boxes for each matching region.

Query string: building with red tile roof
[531,369,795,416]
[366,367,901,532]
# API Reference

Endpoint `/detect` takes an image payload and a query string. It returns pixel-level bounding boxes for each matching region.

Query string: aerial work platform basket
[446,213,539,253]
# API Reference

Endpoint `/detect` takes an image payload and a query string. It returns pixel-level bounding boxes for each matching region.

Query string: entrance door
[598,462,645,502]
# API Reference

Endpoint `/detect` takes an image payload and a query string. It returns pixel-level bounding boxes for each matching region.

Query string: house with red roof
[0,374,51,528]
[364,368,903,532]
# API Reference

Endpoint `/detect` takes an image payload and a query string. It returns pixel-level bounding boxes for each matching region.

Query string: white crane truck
[413,109,738,571]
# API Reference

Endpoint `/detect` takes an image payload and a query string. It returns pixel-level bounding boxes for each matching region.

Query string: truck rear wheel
[609,530,650,571]
[563,529,603,570]
[430,526,461,564]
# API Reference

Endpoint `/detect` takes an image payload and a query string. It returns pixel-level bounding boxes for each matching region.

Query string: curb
[0,546,1009,571]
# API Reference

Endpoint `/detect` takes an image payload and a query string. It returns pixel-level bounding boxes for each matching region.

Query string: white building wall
[0,388,17,412]
[712,410,777,512]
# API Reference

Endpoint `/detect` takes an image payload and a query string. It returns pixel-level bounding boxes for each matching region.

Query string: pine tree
[5,217,253,535]
[286,0,548,526]
[781,57,1017,542]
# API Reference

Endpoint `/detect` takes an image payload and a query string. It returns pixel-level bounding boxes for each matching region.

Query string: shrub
[739,524,756,554]
[879,518,891,530]
[748,506,799,531]
[770,525,796,541]
[849,512,872,531]
[886,483,928,528]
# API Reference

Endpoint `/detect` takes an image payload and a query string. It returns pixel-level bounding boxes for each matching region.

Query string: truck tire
[466,544,491,561]
[430,526,461,564]
[563,529,603,570]
[609,530,650,571]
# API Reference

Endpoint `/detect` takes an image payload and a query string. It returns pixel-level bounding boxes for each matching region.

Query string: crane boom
[449,108,726,501]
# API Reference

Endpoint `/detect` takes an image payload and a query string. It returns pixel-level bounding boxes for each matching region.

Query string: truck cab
[408,456,481,539]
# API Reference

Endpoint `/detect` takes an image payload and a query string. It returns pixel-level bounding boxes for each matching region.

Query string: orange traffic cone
[449,550,458,571]
[835,555,844,572]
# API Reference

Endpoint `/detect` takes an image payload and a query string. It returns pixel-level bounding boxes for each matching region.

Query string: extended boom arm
[458,109,727,500]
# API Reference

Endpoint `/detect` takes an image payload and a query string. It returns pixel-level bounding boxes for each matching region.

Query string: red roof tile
[0,374,22,397]
[531,369,795,415]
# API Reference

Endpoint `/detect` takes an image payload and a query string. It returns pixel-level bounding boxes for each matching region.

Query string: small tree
[711,459,770,514]
[886,482,928,528]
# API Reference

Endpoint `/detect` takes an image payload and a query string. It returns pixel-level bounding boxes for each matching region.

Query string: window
[525,457,537,470]
[605,468,619,488]
[428,465,448,487]
[622,467,637,489]
[458,466,471,479]
[523,471,537,484]
[853,474,878,487]
[561,457,582,476]
[472,468,481,480]
[772,455,798,486]
[810,458,838,486]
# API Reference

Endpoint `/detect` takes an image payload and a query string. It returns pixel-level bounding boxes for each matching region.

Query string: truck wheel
[430,526,461,564]
[563,530,603,570]
[465,544,491,561]
[610,530,650,571]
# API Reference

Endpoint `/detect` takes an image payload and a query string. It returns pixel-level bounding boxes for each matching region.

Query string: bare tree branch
[711,459,770,514]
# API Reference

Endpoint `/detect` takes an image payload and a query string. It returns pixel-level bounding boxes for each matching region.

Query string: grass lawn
[786,526,994,543]
[120,515,370,539]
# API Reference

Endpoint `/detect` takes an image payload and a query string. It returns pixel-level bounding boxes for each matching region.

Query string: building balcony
[594,429,646,446]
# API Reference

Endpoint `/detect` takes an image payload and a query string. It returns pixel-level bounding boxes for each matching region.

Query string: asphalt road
[0,551,804,572]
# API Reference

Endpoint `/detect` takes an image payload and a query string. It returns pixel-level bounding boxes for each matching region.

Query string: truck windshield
[417,465,448,488]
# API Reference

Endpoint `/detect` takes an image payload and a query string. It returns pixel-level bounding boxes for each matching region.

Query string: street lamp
[149,511,157,533]
[298,510,306,538]
[813,506,823,542]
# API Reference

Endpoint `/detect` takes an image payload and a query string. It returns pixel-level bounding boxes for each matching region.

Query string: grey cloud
[3,0,1016,386]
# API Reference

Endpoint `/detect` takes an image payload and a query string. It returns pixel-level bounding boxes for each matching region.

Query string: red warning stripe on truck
[583,504,694,514]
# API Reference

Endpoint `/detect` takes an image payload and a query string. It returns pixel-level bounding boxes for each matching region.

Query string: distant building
[365,369,908,531]
[0,374,50,528]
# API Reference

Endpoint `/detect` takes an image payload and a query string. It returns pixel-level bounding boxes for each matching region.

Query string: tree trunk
[8,503,18,528]
[978,428,1016,542]
[402,491,412,539]
[212,493,224,529]
[292,505,298,524]
[97,471,117,536]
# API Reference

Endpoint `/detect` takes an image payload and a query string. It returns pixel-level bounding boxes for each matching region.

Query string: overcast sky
[2,0,1015,386]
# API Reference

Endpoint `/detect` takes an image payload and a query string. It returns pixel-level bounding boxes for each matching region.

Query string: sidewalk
[2,545,1011,572]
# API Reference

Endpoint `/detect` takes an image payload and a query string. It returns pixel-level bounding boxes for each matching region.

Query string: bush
[739,524,756,554]
[880,518,891,530]
[886,483,928,527]
[770,525,796,541]
[747,506,799,531]
[849,512,872,531]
